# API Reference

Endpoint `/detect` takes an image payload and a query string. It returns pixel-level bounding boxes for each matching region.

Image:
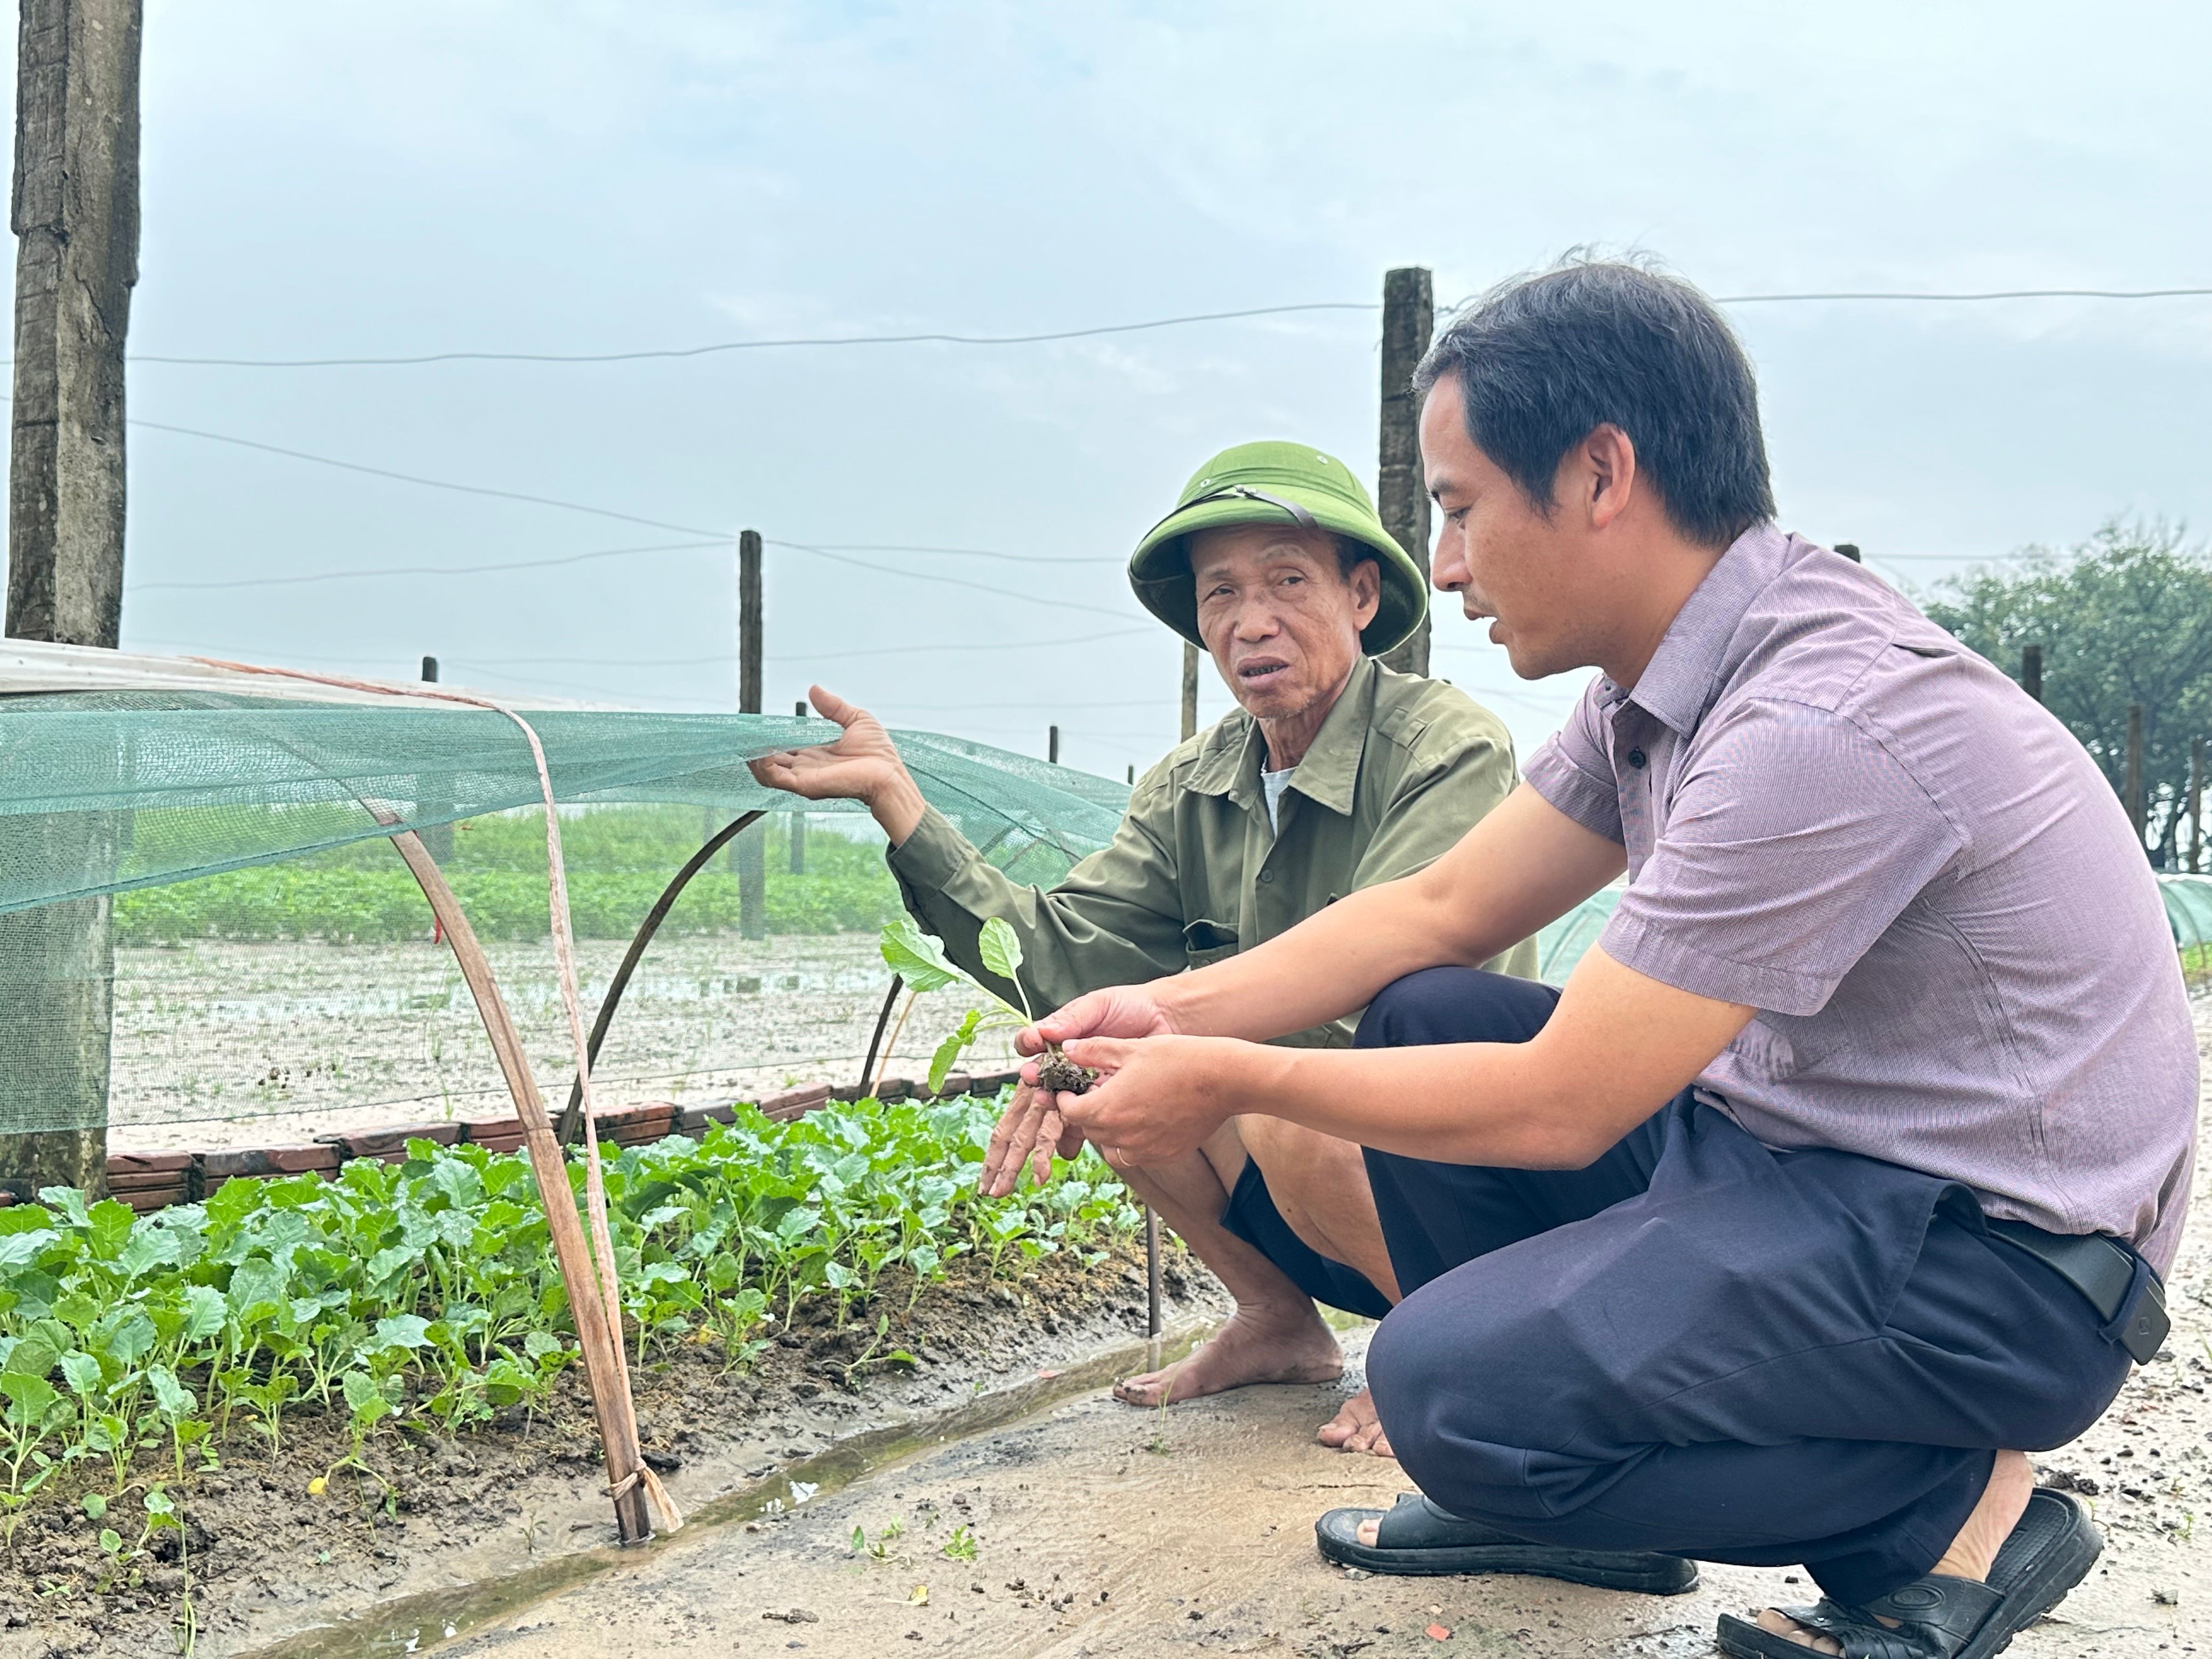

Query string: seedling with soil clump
[878,918,1097,1096]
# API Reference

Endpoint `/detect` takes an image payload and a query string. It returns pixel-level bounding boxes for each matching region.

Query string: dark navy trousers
[1340,968,2132,1605]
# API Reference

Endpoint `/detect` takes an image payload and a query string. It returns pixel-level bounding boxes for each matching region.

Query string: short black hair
[1413,257,1775,548]
[1334,534,1378,582]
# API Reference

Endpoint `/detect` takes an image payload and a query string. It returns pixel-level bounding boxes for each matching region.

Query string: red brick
[760,1084,833,1123]
[116,1181,189,1214]
[200,1144,340,1180]
[678,1102,736,1135]
[106,1150,193,1177]
[318,1124,464,1163]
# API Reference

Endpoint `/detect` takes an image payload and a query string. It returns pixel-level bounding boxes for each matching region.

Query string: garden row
[23,1069,1025,1216]
[0,1080,1136,1547]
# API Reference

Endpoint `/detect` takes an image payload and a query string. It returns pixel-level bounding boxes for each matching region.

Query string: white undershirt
[1262,767,1295,830]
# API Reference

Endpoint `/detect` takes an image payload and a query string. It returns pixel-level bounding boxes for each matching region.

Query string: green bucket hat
[1128,441,1427,657]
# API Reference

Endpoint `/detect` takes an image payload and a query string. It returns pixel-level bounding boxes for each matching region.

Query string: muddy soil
[417,1002,2212,1659]
[0,1241,1229,1659]
[108,936,1005,1153]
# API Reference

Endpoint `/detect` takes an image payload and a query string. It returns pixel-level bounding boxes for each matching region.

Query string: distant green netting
[0,691,1128,916]
[0,690,1129,1133]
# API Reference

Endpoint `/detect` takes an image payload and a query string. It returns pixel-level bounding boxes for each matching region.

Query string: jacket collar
[1186,654,1375,817]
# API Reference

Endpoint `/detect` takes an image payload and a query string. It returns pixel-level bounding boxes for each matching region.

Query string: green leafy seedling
[877,918,1095,1096]
[941,1523,978,1562]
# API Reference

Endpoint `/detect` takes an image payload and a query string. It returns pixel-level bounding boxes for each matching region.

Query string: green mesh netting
[2169,875,2212,990]
[0,690,1129,1133]
[0,692,1126,914]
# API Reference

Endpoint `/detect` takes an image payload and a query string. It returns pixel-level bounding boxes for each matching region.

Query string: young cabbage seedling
[877,918,1097,1097]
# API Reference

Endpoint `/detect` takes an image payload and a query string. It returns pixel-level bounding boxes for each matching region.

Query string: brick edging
[63,1069,1026,1215]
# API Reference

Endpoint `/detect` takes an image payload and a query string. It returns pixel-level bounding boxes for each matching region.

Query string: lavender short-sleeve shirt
[1525,524,2198,1271]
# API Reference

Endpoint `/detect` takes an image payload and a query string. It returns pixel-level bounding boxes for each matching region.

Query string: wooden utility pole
[2021,645,2042,704]
[736,530,765,938]
[1047,725,1059,765]
[2189,736,2204,875]
[787,699,808,874]
[418,655,453,863]
[2,0,143,1198]
[2124,702,2145,850]
[1180,642,1199,743]
[1377,266,1434,677]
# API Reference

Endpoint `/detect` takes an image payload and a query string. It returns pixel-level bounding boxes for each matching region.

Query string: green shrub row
[115,861,900,945]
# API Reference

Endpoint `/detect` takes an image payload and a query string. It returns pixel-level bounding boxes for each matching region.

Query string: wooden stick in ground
[860,974,903,1098]
[871,986,922,1098]
[555,808,766,1145]
[387,828,654,1544]
[1145,1205,1163,1338]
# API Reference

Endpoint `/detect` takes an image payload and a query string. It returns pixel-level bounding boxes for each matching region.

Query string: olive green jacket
[887,656,1538,1047]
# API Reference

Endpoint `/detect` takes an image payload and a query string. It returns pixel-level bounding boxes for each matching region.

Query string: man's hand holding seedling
[1014,987,1243,1171]
[876,918,1105,1193]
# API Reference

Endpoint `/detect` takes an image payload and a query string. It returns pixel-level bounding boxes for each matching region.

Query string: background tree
[1923,520,2212,867]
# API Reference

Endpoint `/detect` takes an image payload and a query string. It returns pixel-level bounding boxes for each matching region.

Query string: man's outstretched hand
[747,687,927,843]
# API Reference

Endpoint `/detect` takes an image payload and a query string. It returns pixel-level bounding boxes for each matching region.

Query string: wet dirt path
[427,1005,2212,1659]
[430,1343,2204,1659]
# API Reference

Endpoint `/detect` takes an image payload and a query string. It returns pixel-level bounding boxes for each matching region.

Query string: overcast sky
[80,1,2212,778]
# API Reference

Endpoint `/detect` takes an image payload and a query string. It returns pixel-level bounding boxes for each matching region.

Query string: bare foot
[1114,1300,1342,1408]
[1317,1387,1394,1458]
[1751,1451,2036,1654]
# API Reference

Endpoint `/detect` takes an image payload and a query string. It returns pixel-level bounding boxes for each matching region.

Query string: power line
[460,638,1164,671]
[770,626,1154,661]
[768,538,1133,619]
[798,542,1120,567]
[129,538,725,592]
[111,286,2212,371]
[124,303,1383,368]
[1712,286,2212,304]
[130,419,725,537]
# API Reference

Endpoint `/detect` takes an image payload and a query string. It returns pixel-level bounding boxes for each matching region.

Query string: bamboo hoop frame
[189,657,679,1545]
[554,809,766,1146]
[387,828,657,1543]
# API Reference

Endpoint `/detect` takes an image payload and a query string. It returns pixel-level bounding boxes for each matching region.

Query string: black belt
[1987,1219,2169,1365]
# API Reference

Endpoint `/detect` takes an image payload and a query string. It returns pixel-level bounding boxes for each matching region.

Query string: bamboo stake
[387,830,657,1543]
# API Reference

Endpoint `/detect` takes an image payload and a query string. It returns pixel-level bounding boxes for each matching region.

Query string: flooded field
[109,933,1009,1152]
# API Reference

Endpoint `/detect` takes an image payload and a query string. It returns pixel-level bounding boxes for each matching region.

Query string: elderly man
[751,441,1533,1454]
[1024,264,2194,1659]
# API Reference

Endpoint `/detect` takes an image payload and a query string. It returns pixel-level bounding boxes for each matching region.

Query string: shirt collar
[1185,654,1377,816]
[1600,522,1792,737]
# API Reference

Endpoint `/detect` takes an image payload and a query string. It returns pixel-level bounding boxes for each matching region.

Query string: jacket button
[1259,870,1275,884]
[1627,748,1647,769]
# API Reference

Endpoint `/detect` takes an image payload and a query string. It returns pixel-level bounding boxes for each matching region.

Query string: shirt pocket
[1183,918,1239,971]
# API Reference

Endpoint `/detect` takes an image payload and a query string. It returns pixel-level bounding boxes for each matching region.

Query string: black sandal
[1315,1492,1699,1594]
[1714,1488,2101,1659]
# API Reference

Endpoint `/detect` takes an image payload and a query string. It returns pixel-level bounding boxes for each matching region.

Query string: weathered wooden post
[787,699,809,874]
[2125,702,2146,850]
[2,0,143,1197]
[2021,645,2042,704]
[1048,724,1059,765]
[1180,642,1199,743]
[1834,542,1862,564]
[1378,266,1434,677]
[418,654,454,864]
[737,529,766,939]
[2188,736,2204,875]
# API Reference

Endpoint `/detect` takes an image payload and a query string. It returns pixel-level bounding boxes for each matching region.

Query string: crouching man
[1024,263,2197,1658]
[751,440,1535,1455]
